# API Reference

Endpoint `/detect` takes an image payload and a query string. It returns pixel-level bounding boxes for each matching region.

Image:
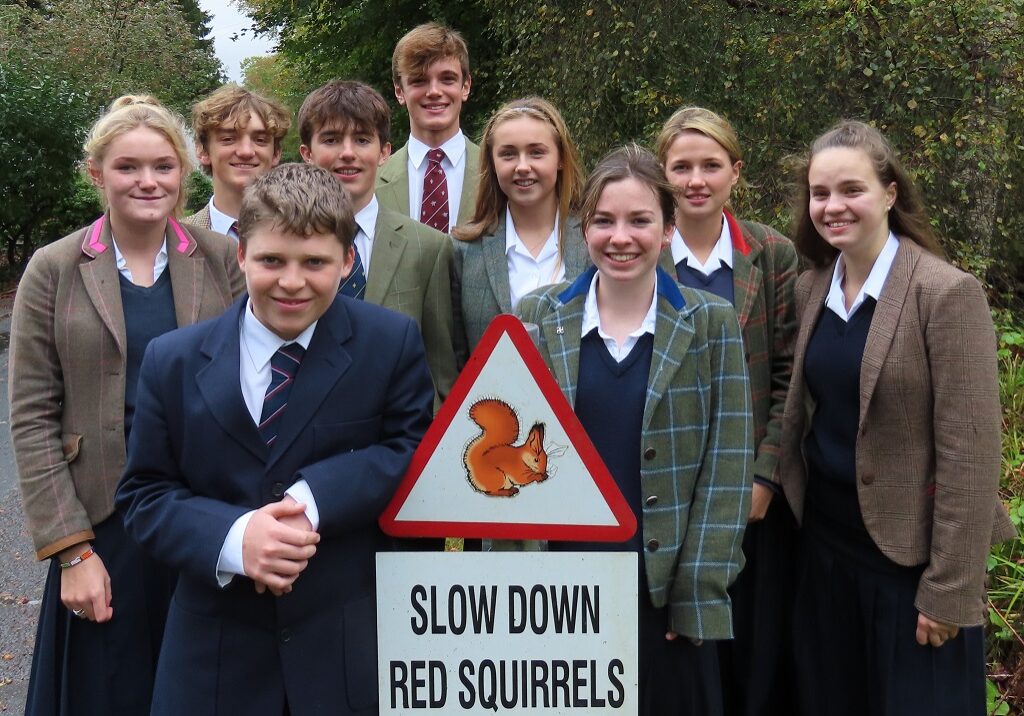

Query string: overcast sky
[199,0,275,82]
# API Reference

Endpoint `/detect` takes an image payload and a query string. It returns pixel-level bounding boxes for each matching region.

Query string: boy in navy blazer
[116,163,435,716]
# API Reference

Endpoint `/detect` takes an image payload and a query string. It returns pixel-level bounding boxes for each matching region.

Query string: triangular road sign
[380,314,637,542]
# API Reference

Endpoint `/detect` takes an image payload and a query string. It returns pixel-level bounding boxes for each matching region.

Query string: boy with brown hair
[184,84,292,239]
[298,79,457,404]
[376,22,480,232]
[117,162,435,716]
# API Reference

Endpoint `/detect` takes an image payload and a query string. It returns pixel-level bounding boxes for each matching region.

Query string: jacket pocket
[62,433,82,463]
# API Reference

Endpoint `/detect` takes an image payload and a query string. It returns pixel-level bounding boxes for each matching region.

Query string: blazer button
[279,628,291,644]
[646,539,660,552]
[271,482,285,498]
[861,473,875,485]
[643,447,657,461]
[645,495,659,507]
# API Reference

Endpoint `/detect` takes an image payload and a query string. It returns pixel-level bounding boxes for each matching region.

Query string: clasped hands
[241,496,320,596]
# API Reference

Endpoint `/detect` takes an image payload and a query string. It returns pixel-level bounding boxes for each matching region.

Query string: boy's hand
[243,499,319,595]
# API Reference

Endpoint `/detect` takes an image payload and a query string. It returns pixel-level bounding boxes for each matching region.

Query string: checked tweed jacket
[658,211,797,482]
[517,266,754,640]
[780,238,1015,626]
[181,203,213,231]
[376,140,481,227]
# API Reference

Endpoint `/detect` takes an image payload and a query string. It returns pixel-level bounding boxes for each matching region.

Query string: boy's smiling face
[300,121,391,212]
[238,226,353,340]
[394,55,470,146]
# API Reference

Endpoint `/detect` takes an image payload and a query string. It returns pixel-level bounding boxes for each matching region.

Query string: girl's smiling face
[585,177,672,286]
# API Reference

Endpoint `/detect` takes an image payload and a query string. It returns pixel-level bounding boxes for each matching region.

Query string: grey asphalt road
[0,314,48,714]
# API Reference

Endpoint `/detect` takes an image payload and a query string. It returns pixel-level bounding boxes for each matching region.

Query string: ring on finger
[71,608,86,618]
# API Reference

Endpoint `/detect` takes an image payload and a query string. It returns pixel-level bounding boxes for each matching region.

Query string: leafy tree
[0,61,100,269]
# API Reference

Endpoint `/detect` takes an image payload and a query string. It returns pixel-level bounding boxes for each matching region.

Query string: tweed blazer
[367,206,458,405]
[9,216,245,559]
[376,139,481,227]
[451,216,591,361]
[779,238,1015,626]
[181,203,213,231]
[659,211,797,481]
[517,266,754,639]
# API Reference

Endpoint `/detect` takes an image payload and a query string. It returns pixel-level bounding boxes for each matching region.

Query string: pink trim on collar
[168,217,191,254]
[86,216,107,253]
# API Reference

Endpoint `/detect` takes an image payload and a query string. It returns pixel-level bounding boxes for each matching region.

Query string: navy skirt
[25,513,176,716]
[792,533,985,716]
[719,496,799,716]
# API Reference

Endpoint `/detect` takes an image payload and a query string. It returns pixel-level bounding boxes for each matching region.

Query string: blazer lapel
[483,222,513,314]
[78,216,127,357]
[267,299,354,468]
[731,240,762,329]
[364,211,407,305]
[657,246,676,277]
[376,145,411,216]
[643,275,695,431]
[166,219,206,327]
[537,295,584,407]
[458,140,480,225]
[859,239,915,426]
[561,218,590,279]
[197,301,268,463]
[791,265,831,424]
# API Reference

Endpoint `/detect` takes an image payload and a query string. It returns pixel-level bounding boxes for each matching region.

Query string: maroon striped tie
[419,148,450,233]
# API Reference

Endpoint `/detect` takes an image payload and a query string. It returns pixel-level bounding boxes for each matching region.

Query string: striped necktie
[419,148,450,233]
[258,344,305,446]
[339,242,366,299]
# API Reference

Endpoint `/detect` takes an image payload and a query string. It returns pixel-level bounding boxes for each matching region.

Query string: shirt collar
[111,235,168,282]
[241,298,318,371]
[581,271,658,340]
[354,196,379,242]
[408,131,467,170]
[503,206,560,261]
[825,232,900,320]
[670,217,734,272]
[208,198,238,237]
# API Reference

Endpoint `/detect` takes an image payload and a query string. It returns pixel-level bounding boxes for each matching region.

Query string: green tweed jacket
[376,139,481,227]
[659,210,797,483]
[451,216,591,362]
[517,266,754,639]
[367,206,458,407]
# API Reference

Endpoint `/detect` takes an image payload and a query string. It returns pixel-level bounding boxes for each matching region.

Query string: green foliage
[186,171,214,215]
[0,61,97,269]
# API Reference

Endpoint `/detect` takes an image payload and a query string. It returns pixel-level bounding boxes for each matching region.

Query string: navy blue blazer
[116,294,434,716]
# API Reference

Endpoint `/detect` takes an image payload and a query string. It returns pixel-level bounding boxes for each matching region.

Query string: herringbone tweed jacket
[518,266,754,639]
[779,237,1015,626]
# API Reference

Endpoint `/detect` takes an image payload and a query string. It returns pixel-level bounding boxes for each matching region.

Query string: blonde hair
[392,22,470,85]
[655,106,748,198]
[454,97,584,257]
[238,163,356,251]
[192,84,292,173]
[84,95,193,216]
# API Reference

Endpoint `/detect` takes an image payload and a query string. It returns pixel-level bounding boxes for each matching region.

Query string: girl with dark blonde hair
[10,95,244,715]
[451,97,588,358]
[655,106,799,716]
[780,120,1013,715]
[518,144,752,715]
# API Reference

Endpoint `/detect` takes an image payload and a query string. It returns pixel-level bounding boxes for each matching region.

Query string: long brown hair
[792,120,943,267]
[454,97,584,257]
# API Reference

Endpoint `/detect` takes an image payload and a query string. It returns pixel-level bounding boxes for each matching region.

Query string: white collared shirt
[112,236,168,284]
[353,196,379,275]
[581,272,658,362]
[215,301,320,586]
[825,232,900,321]
[407,132,467,228]
[505,208,564,310]
[670,218,734,276]
[207,198,239,240]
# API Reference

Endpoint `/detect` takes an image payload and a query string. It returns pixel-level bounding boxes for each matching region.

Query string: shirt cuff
[285,480,320,532]
[215,510,255,587]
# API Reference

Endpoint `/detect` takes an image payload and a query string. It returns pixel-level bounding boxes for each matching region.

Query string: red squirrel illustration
[463,399,549,497]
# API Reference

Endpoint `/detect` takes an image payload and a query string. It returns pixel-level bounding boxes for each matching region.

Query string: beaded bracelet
[59,548,94,570]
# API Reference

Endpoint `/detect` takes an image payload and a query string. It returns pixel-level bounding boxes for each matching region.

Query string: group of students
[8,19,1011,716]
